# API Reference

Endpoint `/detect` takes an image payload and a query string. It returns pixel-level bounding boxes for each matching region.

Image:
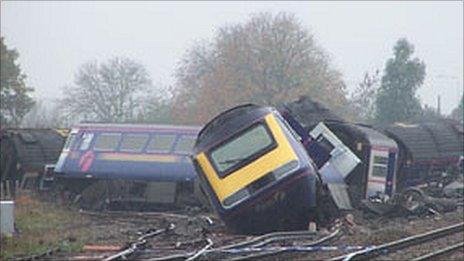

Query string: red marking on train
[79,151,95,172]
[371,146,397,152]
[368,179,386,184]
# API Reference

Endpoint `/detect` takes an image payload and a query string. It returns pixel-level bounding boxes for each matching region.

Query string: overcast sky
[1,1,463,114]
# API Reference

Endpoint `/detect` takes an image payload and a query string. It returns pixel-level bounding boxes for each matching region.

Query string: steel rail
[411,241,464,261]
[103,224,175,261]
[329,222,464,261]
[147,229,340,261]
[222,229,342,261]
[218,229,318,250]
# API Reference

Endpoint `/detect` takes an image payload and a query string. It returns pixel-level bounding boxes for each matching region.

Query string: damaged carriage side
[281,105,400,210]
[54,123,201,210]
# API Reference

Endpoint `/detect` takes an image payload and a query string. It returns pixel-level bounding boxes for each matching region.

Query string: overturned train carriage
[0,128,68,196]
[283,96,399,206]
[54,123,201,210]
[192,105,320,234]
[311,122,398,206]
[382,120,464,189]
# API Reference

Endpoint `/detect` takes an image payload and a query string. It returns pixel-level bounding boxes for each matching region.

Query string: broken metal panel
[304,122,362,210]
[318,161,352,210]
[309,122,361,180]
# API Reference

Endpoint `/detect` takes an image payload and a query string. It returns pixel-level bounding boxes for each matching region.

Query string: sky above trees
[1,1,462,114]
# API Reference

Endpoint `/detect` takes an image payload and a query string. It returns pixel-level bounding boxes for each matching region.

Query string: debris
[443,180,464,198]
[308,222,317,232]
[361,198,397,215]
[173,217,210,236]
[345,214,355,227]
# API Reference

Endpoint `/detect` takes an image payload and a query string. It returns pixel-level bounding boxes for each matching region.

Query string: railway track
[412,242,464,261]
[329,222,464,261]
[136,227,342,260]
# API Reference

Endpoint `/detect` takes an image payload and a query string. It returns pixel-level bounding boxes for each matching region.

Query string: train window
[210,124,274,175]
[146,134,176,153]
[93,133,121,151]
[79,133,94,150]
[372,165,388,178]
[316,135,335,154]
[63,133,77,150]
[174,136,196,154]
[374,156,389,165]
[119,134,149,152]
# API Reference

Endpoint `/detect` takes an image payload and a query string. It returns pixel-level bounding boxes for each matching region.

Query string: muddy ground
[7,202,460,261]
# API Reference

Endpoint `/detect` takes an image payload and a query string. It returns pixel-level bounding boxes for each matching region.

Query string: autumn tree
[0,37,35,127]
[172,12,347,124]
[375,39,426,123]
[60,57,151,123]
[350,70,380,123]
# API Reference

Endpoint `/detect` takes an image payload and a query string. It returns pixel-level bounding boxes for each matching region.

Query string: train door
[385,151,397,196]
[366,149,390,198]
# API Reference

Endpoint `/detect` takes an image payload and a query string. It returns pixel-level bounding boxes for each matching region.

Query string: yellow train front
[192,104,319,234]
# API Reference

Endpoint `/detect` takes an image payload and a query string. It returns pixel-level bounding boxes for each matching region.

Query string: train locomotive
[192,96,463,234]
[192,105,320,234]
[54,123,201,210]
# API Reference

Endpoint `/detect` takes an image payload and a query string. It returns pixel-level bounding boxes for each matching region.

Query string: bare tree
[349,70,380,122]
[172,12,348,124]
[60,57,151,123]
[21,99,70,128]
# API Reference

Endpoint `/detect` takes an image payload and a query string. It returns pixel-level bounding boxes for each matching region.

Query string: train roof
[382,119,463,162]
[325,122,397,149]
[72,123,201,133]
[0,128,67,172]
[282,95,345,131]
[195,104,273,153]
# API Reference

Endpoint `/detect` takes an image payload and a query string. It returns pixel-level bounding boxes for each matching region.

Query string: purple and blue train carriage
[54,123,201,210]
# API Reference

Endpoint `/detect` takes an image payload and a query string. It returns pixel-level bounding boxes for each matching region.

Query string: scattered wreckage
[1,96,462,236]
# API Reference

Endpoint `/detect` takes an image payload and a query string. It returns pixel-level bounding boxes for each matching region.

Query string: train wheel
[401,188,425,213]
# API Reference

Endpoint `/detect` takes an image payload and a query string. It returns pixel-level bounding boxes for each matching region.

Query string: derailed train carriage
[54,123,201,210]
[192,96,463,234]
[282,96,400,207]
[382,120,463,189]
[192,105,320,234]
[0,128,68,197]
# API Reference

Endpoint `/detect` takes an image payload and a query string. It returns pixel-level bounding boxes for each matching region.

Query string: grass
[0,194,94,259]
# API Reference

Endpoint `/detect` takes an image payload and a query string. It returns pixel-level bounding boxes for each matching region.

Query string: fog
[1,1,462,114]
